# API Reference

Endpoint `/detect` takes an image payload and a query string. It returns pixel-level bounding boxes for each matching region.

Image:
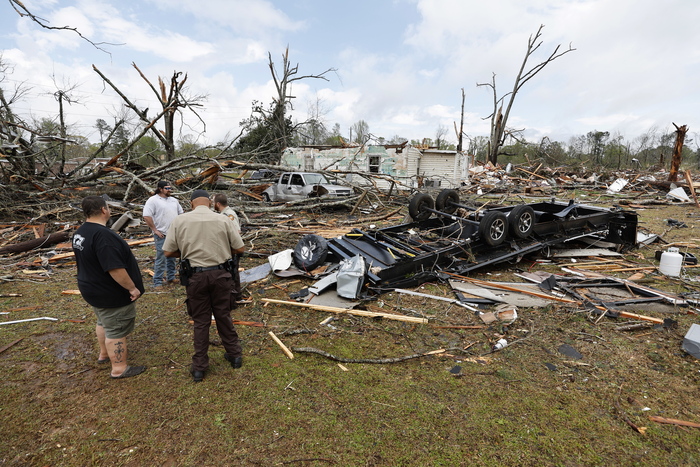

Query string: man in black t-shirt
[73,196,146,379]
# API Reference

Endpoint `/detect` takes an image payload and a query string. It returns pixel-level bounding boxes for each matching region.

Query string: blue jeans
[153,234,176,286]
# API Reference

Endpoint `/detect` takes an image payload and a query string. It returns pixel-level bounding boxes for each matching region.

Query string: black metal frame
[323,195,638,288]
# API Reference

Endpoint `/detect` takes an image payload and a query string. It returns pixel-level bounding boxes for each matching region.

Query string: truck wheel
[408,193,434,221]
[478,211,509,247]
[262,193,271,202]
[508,205,535,239]
[435,189,460,214]
[293,234,328,271]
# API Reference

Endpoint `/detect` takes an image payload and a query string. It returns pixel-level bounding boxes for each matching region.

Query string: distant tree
[601,133,627,169]
[299,94,329,145]
[236,47,335,162]
[351,120,369,144]
[235,100,295,163]
[95,119,111,145]
[536,137,567,166]
[478,25,574,164]
[177,134,202,157]
[435,124,449,150]
[388,135,407,145]
[324,123,344,146]
[131,135,163,166]
[586,130,610,165]
[109,124,131,155]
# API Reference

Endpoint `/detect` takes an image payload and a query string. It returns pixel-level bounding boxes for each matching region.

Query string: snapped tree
[235,47,335,164]
[478,24,575,165]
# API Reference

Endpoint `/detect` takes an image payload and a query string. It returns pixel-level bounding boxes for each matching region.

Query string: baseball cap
[190,189,210,201]
[157,180,171,189]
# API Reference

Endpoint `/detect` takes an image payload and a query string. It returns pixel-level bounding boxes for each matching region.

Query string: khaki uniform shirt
[220,206,241,234]
[163,205,244,268]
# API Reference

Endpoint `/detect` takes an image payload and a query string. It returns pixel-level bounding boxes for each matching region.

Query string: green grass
[2,205,700,465]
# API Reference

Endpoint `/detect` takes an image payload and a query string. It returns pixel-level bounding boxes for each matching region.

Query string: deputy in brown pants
[163,190,245,382]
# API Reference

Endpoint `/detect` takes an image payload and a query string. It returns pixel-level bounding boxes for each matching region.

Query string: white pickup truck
[261,172,353,202]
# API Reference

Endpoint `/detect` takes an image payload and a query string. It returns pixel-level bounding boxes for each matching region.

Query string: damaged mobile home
[280,143,472,190]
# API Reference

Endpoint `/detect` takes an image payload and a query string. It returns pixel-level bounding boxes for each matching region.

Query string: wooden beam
[649,415,700,428]
[268,331,295,359]
[260,298,428,324]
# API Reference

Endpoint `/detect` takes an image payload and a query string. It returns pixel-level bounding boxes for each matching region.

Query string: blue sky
[2,0,700,149]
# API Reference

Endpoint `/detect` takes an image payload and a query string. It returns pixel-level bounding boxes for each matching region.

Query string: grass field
[1,200,699,466]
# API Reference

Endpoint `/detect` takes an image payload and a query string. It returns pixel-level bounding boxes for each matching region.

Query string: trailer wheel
[435,189,460,214]
[479,211,509,247]
[508,205,535,239]
[408,193,435,221]
[293,234,328,271]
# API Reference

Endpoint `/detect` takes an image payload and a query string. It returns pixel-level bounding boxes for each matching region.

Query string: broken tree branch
[292,347,445,364]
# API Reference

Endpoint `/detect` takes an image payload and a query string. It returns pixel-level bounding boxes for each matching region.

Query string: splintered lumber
[649,415,700,428]
[268,331,294,359]
[0,231,70,255]
[616,311,664,324]
[685,170,700,208]
[260,298,428,324]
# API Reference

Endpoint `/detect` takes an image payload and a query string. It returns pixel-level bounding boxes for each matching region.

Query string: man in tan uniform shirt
[163,190,245,382]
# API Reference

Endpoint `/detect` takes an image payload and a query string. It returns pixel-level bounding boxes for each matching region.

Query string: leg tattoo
[113,341,125,362]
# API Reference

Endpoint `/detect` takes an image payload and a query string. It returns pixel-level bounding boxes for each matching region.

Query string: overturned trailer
[294,189,638,290]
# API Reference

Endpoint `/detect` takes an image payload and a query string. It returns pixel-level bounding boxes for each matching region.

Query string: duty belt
[192,264,225,273]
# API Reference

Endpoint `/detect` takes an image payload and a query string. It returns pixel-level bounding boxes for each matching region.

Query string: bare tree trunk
[57,91,67,175]
[478,25,574,165]
[668,123,688,182]
[457,88,465,152]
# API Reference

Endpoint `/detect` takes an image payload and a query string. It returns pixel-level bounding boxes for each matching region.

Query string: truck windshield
[303,174,329,185]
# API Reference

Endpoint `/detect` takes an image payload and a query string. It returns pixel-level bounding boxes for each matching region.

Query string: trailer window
[369,155,380,173]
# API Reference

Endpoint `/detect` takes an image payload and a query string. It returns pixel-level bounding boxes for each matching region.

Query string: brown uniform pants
[186,269,242,371]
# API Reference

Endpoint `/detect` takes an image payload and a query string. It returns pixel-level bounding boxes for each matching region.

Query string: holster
[179,258,193,286]
[224,254,243,308]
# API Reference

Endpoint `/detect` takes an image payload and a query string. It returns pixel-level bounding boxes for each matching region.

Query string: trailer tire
[435,189,460,214]
[508,205,535,239]
[408,193,435,221]
[293,234,328,271]
[479,211,509,247]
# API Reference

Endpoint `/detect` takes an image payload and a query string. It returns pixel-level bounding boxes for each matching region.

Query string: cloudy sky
[1,0,699,148]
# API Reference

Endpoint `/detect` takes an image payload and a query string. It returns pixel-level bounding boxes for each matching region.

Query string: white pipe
[0,317,59,325]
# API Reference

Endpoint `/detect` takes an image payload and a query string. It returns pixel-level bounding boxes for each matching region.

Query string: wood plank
[260,298,428,324]
[649,415,700,428]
